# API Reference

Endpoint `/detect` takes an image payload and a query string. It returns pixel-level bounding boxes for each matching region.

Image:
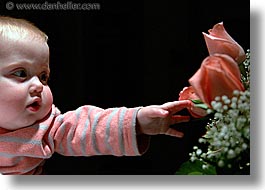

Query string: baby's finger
[161,100,191,114]
[146,107,169,118]
[170,115,190,125]
[164,128,184,138]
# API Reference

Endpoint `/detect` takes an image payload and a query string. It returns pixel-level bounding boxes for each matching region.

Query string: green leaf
[190,99,208,110]
[191,99,203,104]
[175,160,217,175]
[194,103,208,110]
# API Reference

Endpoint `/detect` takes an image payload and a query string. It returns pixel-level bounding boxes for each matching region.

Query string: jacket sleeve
[48,105,150,157]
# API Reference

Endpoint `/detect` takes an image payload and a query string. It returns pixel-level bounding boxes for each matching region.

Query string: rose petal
[189,54,245,107]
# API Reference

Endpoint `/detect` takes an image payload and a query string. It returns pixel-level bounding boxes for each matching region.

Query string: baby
[0,16,191,175]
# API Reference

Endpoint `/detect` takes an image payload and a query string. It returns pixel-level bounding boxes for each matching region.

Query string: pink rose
[203,22,246,64]
[189,53,245,108]
[179,86,208,118]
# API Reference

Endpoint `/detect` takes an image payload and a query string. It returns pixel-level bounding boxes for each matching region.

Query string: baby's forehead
[0,35,49,55]
[0,29,49,58]
[0,37,50,69]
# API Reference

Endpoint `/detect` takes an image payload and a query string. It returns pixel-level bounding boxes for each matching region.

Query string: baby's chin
[25,104,53,127]
[35,105,53,123]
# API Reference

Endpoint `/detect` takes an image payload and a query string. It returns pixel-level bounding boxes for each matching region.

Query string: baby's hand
[136,100,191,137]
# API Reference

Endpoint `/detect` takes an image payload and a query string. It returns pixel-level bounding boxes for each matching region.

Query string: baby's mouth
[26,101,41,112]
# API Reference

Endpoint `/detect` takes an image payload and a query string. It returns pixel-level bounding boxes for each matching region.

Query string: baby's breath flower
[202,164,209,170]
[215,96,221,101]
[207,109,213,114]
[190,156,196,162]
[231,97,238,103]
[218,160,225,167]
[190,90,250,172]
[227,149,236,159]
[233,90,240,96]
[196,149,202,156]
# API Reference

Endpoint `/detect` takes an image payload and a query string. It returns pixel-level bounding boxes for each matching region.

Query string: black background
[0,0,250,174]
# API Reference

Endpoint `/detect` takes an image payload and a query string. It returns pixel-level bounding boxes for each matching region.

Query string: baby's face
[0,38,53,130]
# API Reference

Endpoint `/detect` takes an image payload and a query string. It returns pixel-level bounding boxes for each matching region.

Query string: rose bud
[203,22,246,64]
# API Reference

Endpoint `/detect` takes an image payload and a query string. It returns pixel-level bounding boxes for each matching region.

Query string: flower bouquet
[176,22,250,175]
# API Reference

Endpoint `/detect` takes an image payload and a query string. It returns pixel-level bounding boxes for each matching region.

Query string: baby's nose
[29,76,43,95]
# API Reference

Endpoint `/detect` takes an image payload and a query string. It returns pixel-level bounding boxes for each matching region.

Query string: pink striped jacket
[0,105,149,175]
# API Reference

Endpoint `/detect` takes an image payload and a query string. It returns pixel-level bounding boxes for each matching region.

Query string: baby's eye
[13,70,27,78]
[39,72,49,85]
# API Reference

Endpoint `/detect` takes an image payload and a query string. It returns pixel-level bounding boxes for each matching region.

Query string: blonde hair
[0,16,48,43]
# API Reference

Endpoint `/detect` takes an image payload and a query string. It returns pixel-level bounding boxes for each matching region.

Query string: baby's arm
[51,105,149,157]
[136,100,191,137]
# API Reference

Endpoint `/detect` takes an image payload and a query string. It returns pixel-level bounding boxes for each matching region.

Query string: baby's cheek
[43,86,53,108]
